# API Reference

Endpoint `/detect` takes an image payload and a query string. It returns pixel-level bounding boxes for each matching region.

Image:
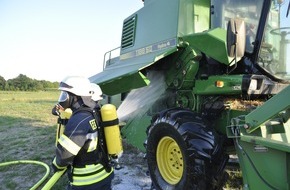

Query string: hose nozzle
[52,104,61,116]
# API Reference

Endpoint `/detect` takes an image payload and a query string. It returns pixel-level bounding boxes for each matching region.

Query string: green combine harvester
[90,0,290,189]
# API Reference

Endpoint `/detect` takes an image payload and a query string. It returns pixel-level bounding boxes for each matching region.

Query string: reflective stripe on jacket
[72,163,113,186]
[58,134,82,155]
[58,131,98,156]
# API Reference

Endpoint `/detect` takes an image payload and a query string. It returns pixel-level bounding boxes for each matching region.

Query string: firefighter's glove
[51,157,66,173]
[51,105,60,116]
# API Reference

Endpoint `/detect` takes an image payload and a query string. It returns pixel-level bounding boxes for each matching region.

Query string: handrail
[103,47,120,70]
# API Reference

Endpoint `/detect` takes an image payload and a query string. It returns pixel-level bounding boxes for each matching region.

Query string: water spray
[117,71,167,123]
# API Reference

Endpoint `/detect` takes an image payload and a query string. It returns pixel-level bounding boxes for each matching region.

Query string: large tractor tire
[146,108,228,190]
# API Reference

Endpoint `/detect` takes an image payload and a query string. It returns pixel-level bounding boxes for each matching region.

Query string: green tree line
[0,74,59,91]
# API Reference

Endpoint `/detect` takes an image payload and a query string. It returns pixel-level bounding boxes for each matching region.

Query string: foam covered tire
[146,108,227,190]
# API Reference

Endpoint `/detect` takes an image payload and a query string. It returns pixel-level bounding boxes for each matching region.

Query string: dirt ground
[111,142,242,190]
[112,148,152,190]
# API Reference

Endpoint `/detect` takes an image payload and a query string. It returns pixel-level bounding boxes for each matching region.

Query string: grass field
[0,91,149,190]
[0,91,68,189]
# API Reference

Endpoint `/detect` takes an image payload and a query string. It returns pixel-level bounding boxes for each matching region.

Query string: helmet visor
[58,91,69,102]
[57,91,72,110]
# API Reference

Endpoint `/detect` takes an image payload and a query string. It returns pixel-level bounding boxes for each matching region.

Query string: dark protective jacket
[53,100,113,188]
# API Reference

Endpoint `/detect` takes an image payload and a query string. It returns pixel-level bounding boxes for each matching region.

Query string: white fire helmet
[58,76,93,97]
[91,83,103,101]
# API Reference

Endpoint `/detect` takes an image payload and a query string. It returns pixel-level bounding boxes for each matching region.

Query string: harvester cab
[91,0,290,189]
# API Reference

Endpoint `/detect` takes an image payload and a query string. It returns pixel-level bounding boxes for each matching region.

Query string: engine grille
[121,15,137,49]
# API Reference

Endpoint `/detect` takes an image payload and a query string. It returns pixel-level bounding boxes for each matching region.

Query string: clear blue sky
[0,0,143,82]
[1,1,290,82]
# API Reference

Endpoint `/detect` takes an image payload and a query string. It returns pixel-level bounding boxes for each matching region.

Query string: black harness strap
[100,118,119,127]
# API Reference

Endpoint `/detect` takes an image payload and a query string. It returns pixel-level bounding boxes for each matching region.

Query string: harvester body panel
[90,0,214,95]
[90,45,177,95]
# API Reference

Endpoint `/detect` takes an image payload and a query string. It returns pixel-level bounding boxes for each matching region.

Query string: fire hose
[0,160,65,190]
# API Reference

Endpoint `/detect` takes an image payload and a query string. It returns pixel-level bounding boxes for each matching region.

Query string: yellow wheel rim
[156,136,184,185]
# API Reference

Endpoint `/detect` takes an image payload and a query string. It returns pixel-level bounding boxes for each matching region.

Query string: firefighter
[51,76,114,190]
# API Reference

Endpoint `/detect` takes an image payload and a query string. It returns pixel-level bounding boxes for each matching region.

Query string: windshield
[212,0,290,81]
[211,0,264,53]
[258,0,290,80]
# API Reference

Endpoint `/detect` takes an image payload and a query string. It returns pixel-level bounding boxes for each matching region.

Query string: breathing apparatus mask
[52,91,74,116]
[58,91,74,110]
